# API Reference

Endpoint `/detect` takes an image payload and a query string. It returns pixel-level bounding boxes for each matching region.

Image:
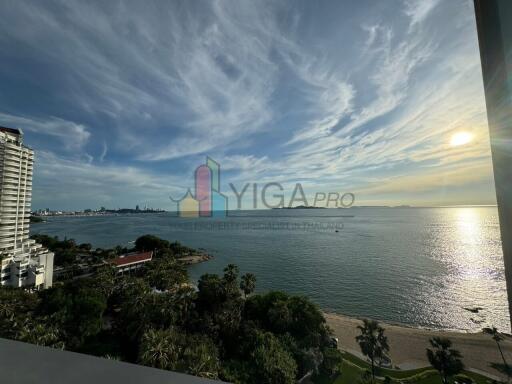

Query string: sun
[450,131,474,147]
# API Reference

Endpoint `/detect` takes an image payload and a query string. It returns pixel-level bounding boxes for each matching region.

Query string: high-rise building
[0,127,53,289]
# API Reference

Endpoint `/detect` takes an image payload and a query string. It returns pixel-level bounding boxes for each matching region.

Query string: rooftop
[110,251,153,267]
[0,126,21,136]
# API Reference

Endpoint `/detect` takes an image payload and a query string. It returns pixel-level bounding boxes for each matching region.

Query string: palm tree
[94,265,116,298]
[0,302,17,338]
[181,338,220,379]
[240,273,256,298]
[223,264,239,284]
[426,337,464,384]
[17,319,64,349]
[356,319,390,383]
[484,326,509,376]
[139,329,181,370]
[223,264,240,296]
[0,301,14,319]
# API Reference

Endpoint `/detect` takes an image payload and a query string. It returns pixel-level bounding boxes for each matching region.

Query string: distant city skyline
[0,0,496,211]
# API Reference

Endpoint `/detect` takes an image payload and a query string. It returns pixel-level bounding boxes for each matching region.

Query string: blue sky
[0,0,496,210]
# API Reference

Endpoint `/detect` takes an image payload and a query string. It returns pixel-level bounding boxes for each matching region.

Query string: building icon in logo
[173,157,227,218]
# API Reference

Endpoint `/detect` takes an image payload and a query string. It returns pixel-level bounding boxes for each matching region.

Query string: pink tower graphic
[171,157,227,218]
[195,164,211,216]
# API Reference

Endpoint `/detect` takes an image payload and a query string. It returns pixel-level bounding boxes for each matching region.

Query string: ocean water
[31,207,510,332]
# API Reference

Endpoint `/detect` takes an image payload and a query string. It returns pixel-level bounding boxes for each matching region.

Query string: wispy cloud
[404,0,441,29]
[99,141,108,162]
[33,151,186,210]
[0,112,90,150]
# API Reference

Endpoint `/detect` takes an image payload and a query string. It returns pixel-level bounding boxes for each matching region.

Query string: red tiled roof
[111,251,153,267]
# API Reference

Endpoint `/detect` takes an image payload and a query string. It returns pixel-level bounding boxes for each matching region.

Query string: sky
[0,0,497,210]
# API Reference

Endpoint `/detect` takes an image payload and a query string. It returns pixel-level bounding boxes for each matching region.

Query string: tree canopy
[0,235,337,384]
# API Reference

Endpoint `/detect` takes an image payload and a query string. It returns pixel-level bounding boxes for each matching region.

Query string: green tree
[220,360,254,384]
[244,291,330,351]
[135,235,170,253]
[93,265,117,298]
[483,327,509,375]
[30,234,81,266]
[0,300,15,335]
[139,328,182,370]
[426,337,464,384]
[146,258,188,291]
[301,347,323,376]
[321,347,343,378]
[111,276,152,345]
[39,280,107,349]
[181,335,220,379]
[223,264,240,294]
[197,273,226,311]
[0,287,39,339]
[252,332,298,384]
[267,299,293,333]
[356,319,389,383]
[139,329,219,379]
[240,273,256,298]
[169,241,194,256]
[17,317,65,349]
[170,286,197,327]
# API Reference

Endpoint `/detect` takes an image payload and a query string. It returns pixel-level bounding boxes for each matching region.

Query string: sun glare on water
[450,131,474,147]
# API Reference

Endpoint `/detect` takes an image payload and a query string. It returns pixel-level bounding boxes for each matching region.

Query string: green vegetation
[356,319,389,382]
[30,215,44,223]
[134,234,197,257]
[426,337,464,384]
[1,235,336,384]
[31,234,103,266]
[29,233,205,271]
[314,351,494,384]
[240,272,256,298]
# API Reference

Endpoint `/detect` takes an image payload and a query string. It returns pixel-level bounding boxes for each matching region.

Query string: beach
[326,312,512,379]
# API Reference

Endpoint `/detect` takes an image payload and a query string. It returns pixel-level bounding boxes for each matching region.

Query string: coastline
[179,252,213,265]
[325,312,512,378]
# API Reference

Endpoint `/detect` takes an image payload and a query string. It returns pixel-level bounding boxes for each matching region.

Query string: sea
[31,206,510,333]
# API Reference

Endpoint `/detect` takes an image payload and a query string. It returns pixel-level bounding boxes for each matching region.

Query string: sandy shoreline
[325,312,512,379]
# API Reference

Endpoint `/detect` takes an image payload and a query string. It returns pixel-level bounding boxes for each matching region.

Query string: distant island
[272,205,414,209]
[101,208,166,214]
[272,205,326,209]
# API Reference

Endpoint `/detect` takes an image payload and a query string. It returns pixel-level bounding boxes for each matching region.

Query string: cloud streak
[0,112,90,150]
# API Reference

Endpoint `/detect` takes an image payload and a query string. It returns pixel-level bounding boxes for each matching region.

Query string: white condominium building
[0,126,53,289]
